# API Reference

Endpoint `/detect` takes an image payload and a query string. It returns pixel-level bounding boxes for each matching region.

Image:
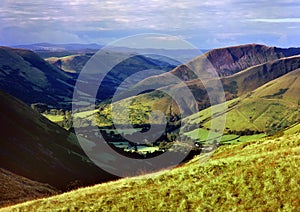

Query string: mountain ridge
[133,44,300,90]
[0,46,75,109]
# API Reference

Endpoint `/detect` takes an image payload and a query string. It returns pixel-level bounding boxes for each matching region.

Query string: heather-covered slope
[0,168,58,208]
[0,47,75,109]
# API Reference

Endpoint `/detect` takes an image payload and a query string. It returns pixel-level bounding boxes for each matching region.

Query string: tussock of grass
[2,133,300,211]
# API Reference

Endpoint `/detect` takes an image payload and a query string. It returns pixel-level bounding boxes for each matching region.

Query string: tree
[31,103,48,113]
[55,59,62,69]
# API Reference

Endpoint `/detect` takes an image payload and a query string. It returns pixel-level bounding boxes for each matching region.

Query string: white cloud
[246,18,300,23]
[0,0,299,47]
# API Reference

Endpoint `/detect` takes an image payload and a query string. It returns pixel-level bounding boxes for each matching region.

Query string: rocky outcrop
[206,44,282,76]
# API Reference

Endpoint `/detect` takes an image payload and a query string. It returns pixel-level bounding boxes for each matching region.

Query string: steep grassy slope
[3,133,299,211]
[46,54,92,73]
[0,46,75,109]
[184,68,300,138]
[0,90,116,190]
[0,168,58,208]
[127,45,300,110]
[221,55,300,96]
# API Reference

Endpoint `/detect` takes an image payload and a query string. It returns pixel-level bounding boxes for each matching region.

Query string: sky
[0,0,300,49]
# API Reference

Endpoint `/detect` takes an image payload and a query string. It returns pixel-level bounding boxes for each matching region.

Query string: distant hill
[13,43,204,63]
[46,54,92,73]
[0,46,75,109]
[132,44,300,90]
[46,53,177,74]
[0,90,117,190]
[0,168,58,208]
[51,53,177,102]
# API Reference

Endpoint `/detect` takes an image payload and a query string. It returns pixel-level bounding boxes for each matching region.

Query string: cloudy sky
[1,0,300,48]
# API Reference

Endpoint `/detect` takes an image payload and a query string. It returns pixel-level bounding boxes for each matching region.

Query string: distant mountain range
[13,42,206,63]
[13,43,103,51]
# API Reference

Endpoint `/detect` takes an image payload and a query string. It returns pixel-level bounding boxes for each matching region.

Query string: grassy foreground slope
[4,133,299,211]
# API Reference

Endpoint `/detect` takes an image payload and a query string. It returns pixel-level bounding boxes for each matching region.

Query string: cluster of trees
[227,129,262,136]
[181,123,199,133]
[31,104,73,130]
[50,109,73,130]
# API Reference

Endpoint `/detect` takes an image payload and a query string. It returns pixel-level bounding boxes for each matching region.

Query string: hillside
[0,168,58,208]
[0,46,75,109]
[102,45,300,125]
[3,133,299,211]
[221,68,299,133]
[46,54,92,73]
[0,89,117,190]
[221,55,300,96]
[182,67,300,144]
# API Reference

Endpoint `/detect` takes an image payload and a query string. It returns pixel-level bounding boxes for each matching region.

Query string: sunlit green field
[185,128,266,144]
[285,123,300,135]
[42,114,64,122]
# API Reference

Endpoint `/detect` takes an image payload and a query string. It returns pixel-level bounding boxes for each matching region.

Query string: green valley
[1,43,300,211]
